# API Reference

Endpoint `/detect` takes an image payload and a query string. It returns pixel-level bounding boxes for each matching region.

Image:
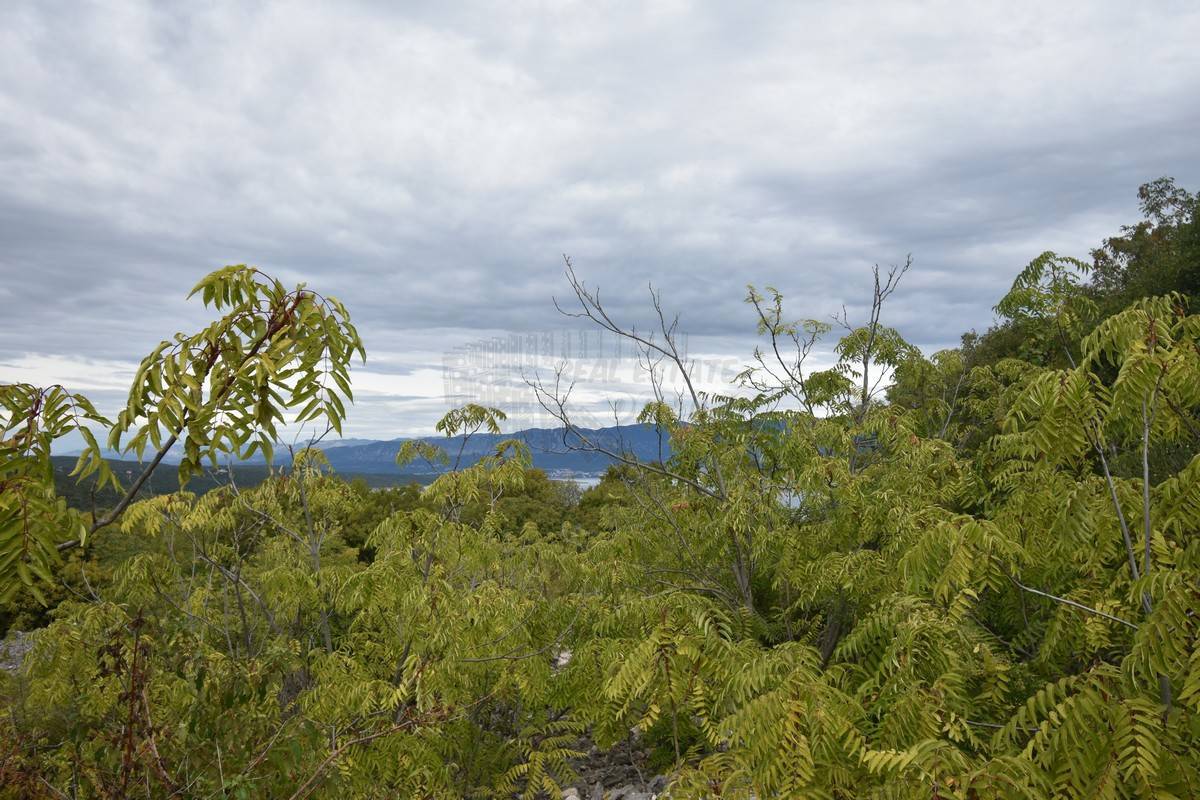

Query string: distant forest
[49,456,438,511]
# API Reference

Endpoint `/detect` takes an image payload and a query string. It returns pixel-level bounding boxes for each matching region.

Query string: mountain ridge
[62,423,672,477]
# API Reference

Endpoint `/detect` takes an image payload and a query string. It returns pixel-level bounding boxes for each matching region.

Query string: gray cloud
[2,0,1198,437]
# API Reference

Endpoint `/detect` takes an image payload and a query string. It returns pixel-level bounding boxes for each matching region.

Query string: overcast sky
[2,1,1199,439]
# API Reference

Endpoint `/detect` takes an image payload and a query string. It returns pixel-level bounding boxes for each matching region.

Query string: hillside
[309,423,671,475]
[50,456,440,511]
[63,423,671,477]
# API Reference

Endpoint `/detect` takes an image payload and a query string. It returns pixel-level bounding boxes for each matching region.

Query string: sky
[2,0,1199,440]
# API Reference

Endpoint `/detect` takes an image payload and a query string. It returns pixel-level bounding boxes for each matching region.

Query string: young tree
[0,265,363,598]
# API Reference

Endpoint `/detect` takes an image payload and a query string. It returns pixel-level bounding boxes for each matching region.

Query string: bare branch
[1010,577,1137,630]
[523,367,721,500]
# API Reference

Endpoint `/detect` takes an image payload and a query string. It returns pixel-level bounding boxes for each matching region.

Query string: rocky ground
[3,631,669,797]
[563,739,669,799]
[0,630,32,672]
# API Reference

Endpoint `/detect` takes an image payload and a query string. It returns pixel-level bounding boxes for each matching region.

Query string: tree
[6,210,1200,798]
[832,255,915,421]
[0,265,363,599]
[1092,177,1200,314]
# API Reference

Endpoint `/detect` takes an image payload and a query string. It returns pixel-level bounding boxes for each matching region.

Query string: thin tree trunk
[1142,393,1173,716]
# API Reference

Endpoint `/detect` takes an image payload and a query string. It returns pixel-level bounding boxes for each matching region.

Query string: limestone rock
[0,631,32,672]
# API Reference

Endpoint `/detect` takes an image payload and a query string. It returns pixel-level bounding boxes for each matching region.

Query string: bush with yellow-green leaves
[2,252,1199,798]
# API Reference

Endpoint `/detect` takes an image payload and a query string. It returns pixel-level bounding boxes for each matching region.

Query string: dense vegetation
[1,179,1198,798]
[49,457,440,511]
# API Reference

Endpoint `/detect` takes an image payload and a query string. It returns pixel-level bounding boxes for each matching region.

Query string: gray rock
[0,630,32,672]
[647,775,668,794]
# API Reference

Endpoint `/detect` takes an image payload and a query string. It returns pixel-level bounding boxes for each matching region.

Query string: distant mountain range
[65,424,672,477]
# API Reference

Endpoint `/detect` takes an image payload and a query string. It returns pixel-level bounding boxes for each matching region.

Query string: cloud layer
[2,0,1198,436]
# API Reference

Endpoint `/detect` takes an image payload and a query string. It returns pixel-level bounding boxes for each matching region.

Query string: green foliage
[117,265,364,476]
[4,193,1200,797]
[1092,177,1200,317]
[835,324,918,382]
[959,178,1199,374]
[0,265,363,599]
[0,384,115,602]
[994,250,1096,337]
